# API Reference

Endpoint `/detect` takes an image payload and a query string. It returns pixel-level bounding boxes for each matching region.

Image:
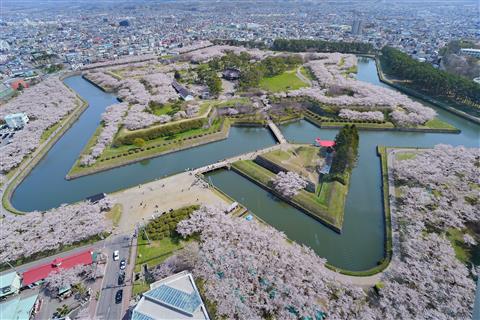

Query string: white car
[113,250,119,261]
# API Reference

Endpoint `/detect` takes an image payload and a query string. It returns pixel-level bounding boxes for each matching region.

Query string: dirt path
[112,172,230,233]
[296,66,313,87]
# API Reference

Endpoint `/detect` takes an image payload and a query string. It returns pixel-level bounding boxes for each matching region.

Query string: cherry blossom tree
[45,265,88,293]
[81,102,129,166]
[375,144,479,319]
[187,45,272,63]
[81,54,156,70]
[0,77,79,173]
[271,171,308,198]
[149,242,200,281]
[83,70,121,91]
[285,53,436,126]
[0,198,113,263]
[176,206,371,320]
[338,109,384,121]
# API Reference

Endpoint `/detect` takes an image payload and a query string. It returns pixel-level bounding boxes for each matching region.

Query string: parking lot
[0,126,15,148]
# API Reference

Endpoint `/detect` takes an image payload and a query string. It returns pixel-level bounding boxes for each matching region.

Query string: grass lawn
[262,145,321,183]
[422,118,457,130]
[259,69,308,92]
[67,118,227,177]
[105,204,122,227]
[132,280,150,296]
[134,235,191,273]
[231,158,347,230]
[446,228,480,265]
[149,102,180,116]
[395,152,417,161]
[102,118,223,159]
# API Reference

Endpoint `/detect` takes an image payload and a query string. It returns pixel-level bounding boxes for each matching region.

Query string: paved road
[95,235,132,320]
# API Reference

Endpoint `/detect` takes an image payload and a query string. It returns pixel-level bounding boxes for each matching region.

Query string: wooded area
[380,47,480,114]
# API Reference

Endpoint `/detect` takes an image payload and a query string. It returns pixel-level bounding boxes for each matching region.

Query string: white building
[5,113,29,129]
[132,271,210,320]
[460,48,480,58]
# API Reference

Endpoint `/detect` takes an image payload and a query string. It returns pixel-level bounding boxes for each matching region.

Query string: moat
[12,57,479,271]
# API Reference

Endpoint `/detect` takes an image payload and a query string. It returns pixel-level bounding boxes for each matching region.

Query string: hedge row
[98,123,224,162]
[143,205,200,240]
[114,118,207,146]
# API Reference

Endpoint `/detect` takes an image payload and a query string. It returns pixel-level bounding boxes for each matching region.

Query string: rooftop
[22,250,93,286]
[132,271,209,320]
[0,271,20,288]
[0,293,38,320]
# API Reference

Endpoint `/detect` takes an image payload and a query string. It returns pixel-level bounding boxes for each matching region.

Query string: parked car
[120,258,126,270]
[115,289,123,304]
[118,272,125,286]
[113,250,119,261]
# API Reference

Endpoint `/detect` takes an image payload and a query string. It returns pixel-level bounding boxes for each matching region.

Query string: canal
[12,76,276,211]
[12,58,479,271]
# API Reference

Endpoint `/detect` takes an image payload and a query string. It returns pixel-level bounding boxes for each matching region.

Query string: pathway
[267,120,288,144]
[296,66,313,87]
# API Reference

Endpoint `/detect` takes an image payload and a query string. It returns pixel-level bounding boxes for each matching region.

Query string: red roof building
[11,79,29,91]
[315,138,336,147]
[22,250,93,286]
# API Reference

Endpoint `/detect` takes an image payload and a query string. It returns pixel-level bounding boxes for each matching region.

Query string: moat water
[12,58,479,271]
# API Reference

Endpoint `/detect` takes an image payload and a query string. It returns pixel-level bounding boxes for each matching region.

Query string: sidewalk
[121,233,138,318]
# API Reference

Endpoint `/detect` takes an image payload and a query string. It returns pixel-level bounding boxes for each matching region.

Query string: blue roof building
[132,271,209,320]
[0,271,21,298]
[0,293,38,320]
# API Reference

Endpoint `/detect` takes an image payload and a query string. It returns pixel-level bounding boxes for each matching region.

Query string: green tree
[174,70,181,80]
[133,138,146,148]
[330,125,359,182]
[380,46,480,115]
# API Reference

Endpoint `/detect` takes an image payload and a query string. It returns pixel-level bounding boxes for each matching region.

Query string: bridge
[267,120,288,144]
[194,144,285,174]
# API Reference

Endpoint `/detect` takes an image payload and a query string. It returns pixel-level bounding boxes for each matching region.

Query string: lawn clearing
[259,69,308,92]
[134,235,191,273]
[395,152,417,161]
[422,118,457,130]
[261,145,323,183]
[105,204,122,227]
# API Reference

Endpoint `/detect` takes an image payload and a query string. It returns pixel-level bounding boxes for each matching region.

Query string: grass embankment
[40,121,63,143]
[259,69,308,92]
[422,118,458,130]
[231,159,346,231]
[304,109,458,132]
[67,118,229,178]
